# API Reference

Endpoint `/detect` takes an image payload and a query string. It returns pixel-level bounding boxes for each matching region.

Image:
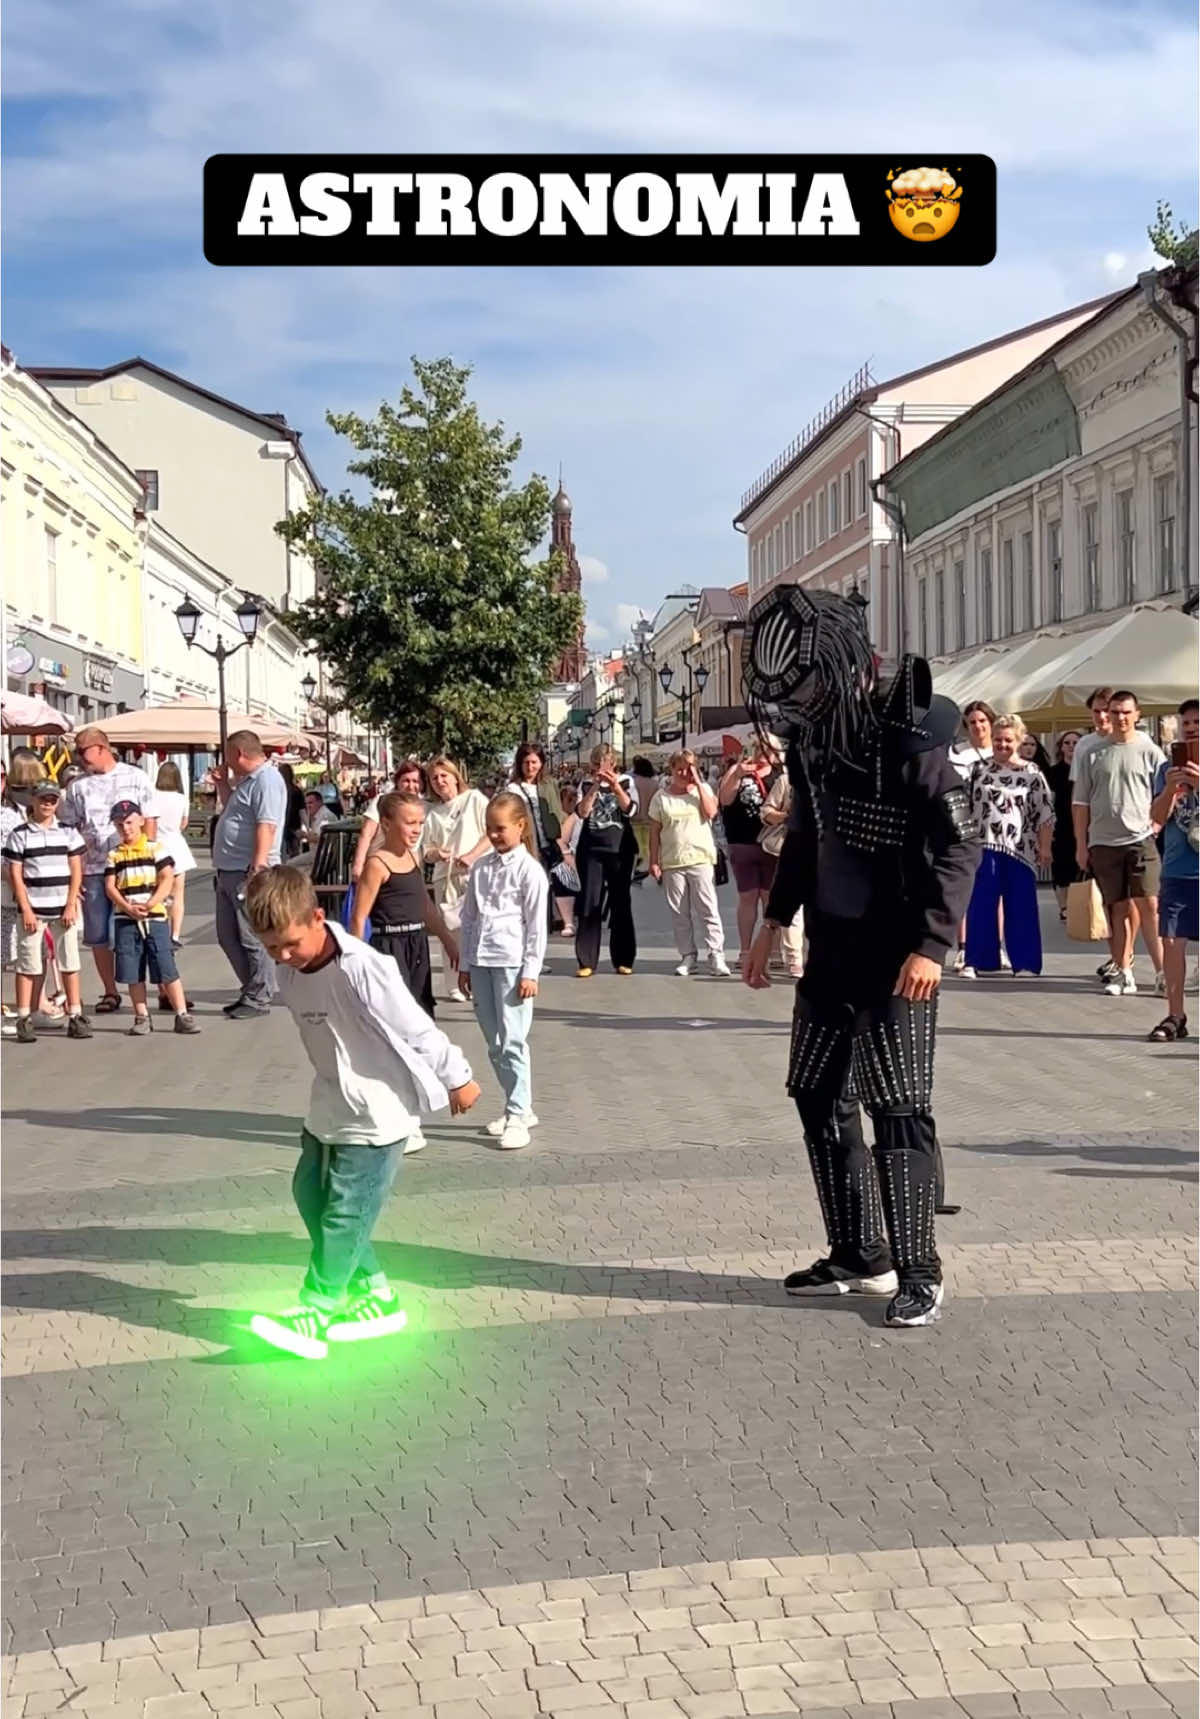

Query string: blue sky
[4,0,1197,650]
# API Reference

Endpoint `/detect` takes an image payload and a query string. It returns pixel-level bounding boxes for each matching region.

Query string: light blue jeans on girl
[470,965,533,1117]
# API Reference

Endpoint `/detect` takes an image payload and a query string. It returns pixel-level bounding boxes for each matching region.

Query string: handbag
[714,848,730,888]
[551,858,580,894]
[340,882,373,942]
[1065,878,1108,942]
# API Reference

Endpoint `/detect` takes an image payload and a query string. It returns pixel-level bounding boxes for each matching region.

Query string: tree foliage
[1147,201,1199,269]
[278,357,582,774]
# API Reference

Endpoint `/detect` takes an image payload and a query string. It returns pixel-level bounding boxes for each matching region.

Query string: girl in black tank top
[348,793,458,1020]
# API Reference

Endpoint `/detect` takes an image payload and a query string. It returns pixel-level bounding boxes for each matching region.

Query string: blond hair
[488,789,538,857]
[589,743,615,769]
[992,714,1028,744]
[245,865,319,935]
[426,755,468,797]
[668,749,696,774]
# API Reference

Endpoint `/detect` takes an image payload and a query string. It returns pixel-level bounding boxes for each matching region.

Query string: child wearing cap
[104,801,200,1036]
[3,779,91,1044]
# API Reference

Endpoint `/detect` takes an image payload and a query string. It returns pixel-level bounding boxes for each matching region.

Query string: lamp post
[300,672,339,781]
[631,696,643,742]
[175,594,262,761]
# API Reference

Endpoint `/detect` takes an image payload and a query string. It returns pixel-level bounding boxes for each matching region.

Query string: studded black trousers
[787,987,942,1286]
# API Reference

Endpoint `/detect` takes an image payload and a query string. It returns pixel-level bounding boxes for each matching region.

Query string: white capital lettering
[298,172,353,237]
[611,172,674,237]
[236,174,299,237]
[352,172,414,235]
[675,173,764,237]
[539,173,612,236]
[477,172,541,236]
[763,173,798,235]
[795,174,859,237]
[415,174,477,236]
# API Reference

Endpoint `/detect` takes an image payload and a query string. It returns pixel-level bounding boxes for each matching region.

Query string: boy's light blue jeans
[470,965,533,1116]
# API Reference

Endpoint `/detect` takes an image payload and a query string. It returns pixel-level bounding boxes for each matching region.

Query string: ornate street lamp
[175,593,263,758]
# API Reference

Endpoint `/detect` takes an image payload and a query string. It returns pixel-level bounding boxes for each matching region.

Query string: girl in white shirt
[458,792,549,1152]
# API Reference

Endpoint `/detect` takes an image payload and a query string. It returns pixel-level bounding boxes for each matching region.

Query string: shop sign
[85,657,115,692]
[37,657,69,682]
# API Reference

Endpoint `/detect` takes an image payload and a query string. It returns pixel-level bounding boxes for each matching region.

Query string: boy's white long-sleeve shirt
[277,920,473,1144]
[458,844,548,980]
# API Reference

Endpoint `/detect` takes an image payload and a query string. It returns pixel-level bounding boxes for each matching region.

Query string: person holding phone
[574,744,637,977]
[718,741,781,963]
[1147,699,1200,1041]
[649,750,730,978]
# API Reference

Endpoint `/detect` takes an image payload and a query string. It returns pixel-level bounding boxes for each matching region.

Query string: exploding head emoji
[887,167,962,242]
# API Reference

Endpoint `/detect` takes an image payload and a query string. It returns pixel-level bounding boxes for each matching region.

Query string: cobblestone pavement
[3,873,1197,1719]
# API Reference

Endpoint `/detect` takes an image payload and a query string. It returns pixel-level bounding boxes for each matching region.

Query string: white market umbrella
[2,690,70,736]
[1010,603,1198,722]
[65,700,306,750]
[932,645,1007,707]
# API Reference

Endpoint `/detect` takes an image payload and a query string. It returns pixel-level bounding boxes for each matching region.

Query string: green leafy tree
[1147,201,1199,268]
[278,357,582,775]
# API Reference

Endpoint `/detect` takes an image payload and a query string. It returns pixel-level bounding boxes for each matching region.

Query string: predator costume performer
[742,585,980,1328]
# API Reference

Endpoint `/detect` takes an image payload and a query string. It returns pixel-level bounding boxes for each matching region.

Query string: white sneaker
[486,1112,539,1138]
[498,1118,532,1151]
[950,949,966,973]
[960,966,977,979]
[1190,964,1199,995]
[674,957,697,977]
[1153,970,1167,998]
[403,1130,427,1155]
[1103,968,1137,996]
[999,951,1012,973]
[708,954,732,977]
[446,987,469,1004]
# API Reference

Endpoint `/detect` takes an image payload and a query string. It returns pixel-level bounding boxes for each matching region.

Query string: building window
[953,557,967,648]
[978,545,994,642]
[856,456,868,517]
[1021,530,1034,630]
[917,579,929,657]
[44,526,59,620]
[1082,500,1100,612]
[775,524,782,574]
[842,470,853,527]
[1117,489,1135,604]
[829,481,840,535]
[1154,473,1177,592]
[783,516,793,566]
[817,490,827,542]
[934,568,946,654]
[1000,537,1015,637]
[135,470,159,511]
[805,498,814,552]
[1046,519,1063,622]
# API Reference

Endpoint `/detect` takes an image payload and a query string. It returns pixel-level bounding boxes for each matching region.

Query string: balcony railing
[739,362,876,515]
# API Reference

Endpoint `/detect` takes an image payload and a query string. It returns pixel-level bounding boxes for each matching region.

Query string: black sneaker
[67,1014,94,1040]
[1097,960,1118,984]
[885,1282,945,1327]
[222,996,248,1016]
[225,1002,269,1020]
[15,1015,36,1044]
[784,1258,899,1297]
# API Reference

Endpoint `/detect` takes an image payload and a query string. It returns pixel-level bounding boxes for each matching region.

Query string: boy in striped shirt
[104,800,200,1037]
[4,780,91,1044]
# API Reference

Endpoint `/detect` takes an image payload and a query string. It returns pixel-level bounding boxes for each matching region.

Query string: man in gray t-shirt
[212,730,288,1016]
[1072,691,1165,996]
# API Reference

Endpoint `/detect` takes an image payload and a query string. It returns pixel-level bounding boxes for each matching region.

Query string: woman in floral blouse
[963,715,1054,978]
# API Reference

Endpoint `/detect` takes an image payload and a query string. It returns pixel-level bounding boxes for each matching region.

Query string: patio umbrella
[2,690,70,736]
[1009,602,1198,723]
[65,701,306,750]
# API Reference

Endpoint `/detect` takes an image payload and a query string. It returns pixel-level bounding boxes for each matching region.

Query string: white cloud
[585,619,610,647]
[615,603,650,636]
[578,555,609,586]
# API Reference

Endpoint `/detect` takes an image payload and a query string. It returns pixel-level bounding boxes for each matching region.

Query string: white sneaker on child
[498,1118,532,1151]
[404,1129,427,1155]
[486,1112,538,1138]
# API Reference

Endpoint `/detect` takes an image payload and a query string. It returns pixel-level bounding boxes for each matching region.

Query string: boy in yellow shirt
[105,800,199,1036]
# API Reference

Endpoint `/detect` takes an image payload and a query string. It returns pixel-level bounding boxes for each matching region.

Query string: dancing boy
[244,866,480,1358]
[742,587,979,1328]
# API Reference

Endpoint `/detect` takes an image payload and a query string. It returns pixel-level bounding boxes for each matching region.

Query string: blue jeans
[965,848,1043,975]
[293,1130,402,1311]
[470,965,533,1116]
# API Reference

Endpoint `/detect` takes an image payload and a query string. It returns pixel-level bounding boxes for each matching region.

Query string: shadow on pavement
[4,1107,301,1145]
[955,1138,1198,1181]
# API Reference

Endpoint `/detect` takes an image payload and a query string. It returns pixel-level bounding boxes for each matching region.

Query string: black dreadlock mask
[741,585,879,773]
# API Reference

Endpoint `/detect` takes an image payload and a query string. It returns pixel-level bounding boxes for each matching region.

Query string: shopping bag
[340,883,372,941]
[1065,878,1108,942]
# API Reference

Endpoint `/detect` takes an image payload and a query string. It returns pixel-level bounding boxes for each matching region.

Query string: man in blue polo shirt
[1148,698,1199,1042]
[211,730,287,1019]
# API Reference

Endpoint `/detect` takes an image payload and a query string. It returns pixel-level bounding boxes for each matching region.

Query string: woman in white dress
[154,763,197,947]
[422,756,489,1002]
